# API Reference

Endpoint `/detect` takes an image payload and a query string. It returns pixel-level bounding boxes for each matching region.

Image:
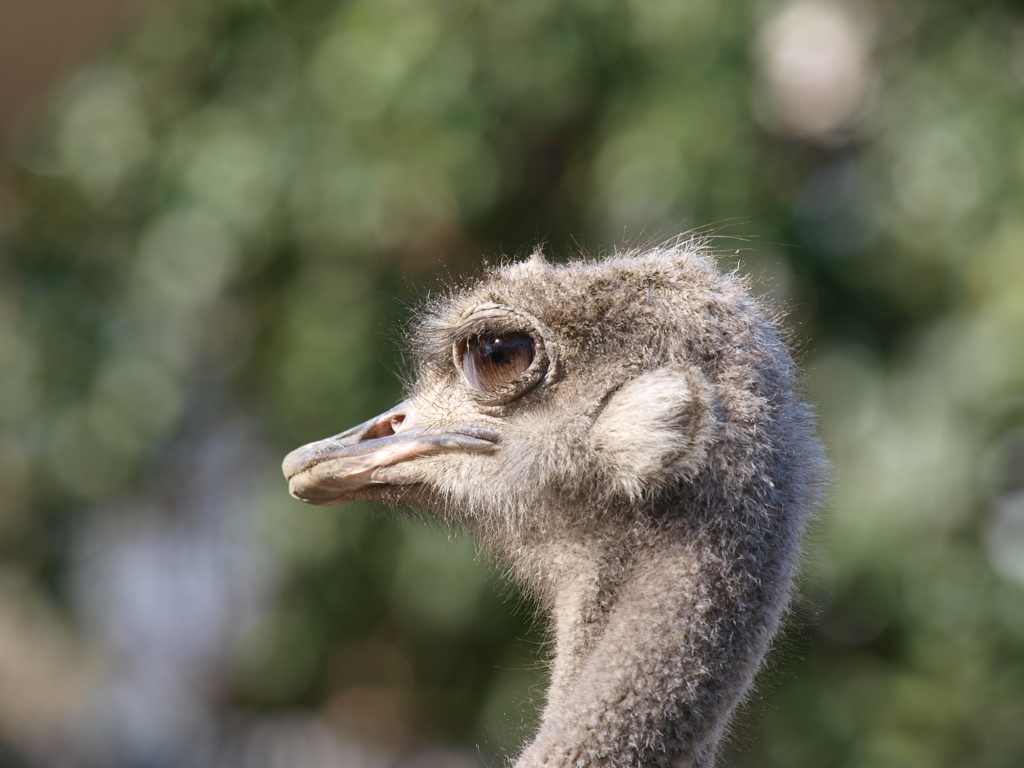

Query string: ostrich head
[283,244,825,768]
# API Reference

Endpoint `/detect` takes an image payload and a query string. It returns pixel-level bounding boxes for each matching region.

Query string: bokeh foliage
[1,0,1024,766]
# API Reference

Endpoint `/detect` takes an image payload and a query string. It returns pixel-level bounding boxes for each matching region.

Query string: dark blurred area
[1,0,1023,766]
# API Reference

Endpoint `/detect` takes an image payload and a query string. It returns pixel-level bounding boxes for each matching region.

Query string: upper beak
[282,400,499,506]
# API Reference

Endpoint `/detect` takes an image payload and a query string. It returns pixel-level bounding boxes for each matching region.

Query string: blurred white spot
[593,126,684,231]
[891,130,980,223]
[628,0,718,44]
[70,421,279,763]
[188,713,394,768]
[90,354,182,452]
[55,67,152,202]
[308,3,442,121]
[1010,26,1024,89]
[806,344,882,425]
[988,492,1024,585]
[134,207,239,310]
[755,1,874,142]
[179,110,283,235]
[46,406,133,498]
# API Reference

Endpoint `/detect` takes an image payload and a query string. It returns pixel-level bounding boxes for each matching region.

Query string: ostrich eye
[458,334,535,392]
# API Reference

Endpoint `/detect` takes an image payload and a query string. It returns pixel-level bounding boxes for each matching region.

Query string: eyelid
[448,305,554,405]
[452,317,528,345]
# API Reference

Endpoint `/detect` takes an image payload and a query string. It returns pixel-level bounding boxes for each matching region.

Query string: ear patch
[589,367,716,499]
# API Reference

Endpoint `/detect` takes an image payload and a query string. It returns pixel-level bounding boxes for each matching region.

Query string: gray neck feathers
[508,354,820,767]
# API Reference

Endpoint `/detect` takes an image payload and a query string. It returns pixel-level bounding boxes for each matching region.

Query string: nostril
[360,415,400,441]
[390,414,405,431]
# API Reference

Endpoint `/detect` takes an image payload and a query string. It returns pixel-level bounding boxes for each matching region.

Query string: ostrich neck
[540,538,631,708]
[512,511,791,768]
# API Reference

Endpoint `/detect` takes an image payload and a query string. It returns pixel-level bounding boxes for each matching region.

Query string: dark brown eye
[458,334,535,392]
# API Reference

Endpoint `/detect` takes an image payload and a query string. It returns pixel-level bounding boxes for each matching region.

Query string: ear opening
[588,366,717,500]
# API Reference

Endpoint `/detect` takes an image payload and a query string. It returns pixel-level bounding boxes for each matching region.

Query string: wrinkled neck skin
[498,490,798,768]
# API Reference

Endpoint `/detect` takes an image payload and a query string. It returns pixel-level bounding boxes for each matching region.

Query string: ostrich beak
[282,400,499,506]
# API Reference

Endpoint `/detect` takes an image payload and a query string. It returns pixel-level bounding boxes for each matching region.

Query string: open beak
[282,400,499,506]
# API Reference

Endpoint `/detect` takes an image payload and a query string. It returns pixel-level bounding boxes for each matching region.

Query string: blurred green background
[1,0,1024,766]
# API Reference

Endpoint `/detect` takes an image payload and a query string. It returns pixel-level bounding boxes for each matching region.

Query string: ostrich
[283,243,825,768]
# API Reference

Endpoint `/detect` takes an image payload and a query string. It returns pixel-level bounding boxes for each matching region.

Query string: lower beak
[282,401,498,506]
